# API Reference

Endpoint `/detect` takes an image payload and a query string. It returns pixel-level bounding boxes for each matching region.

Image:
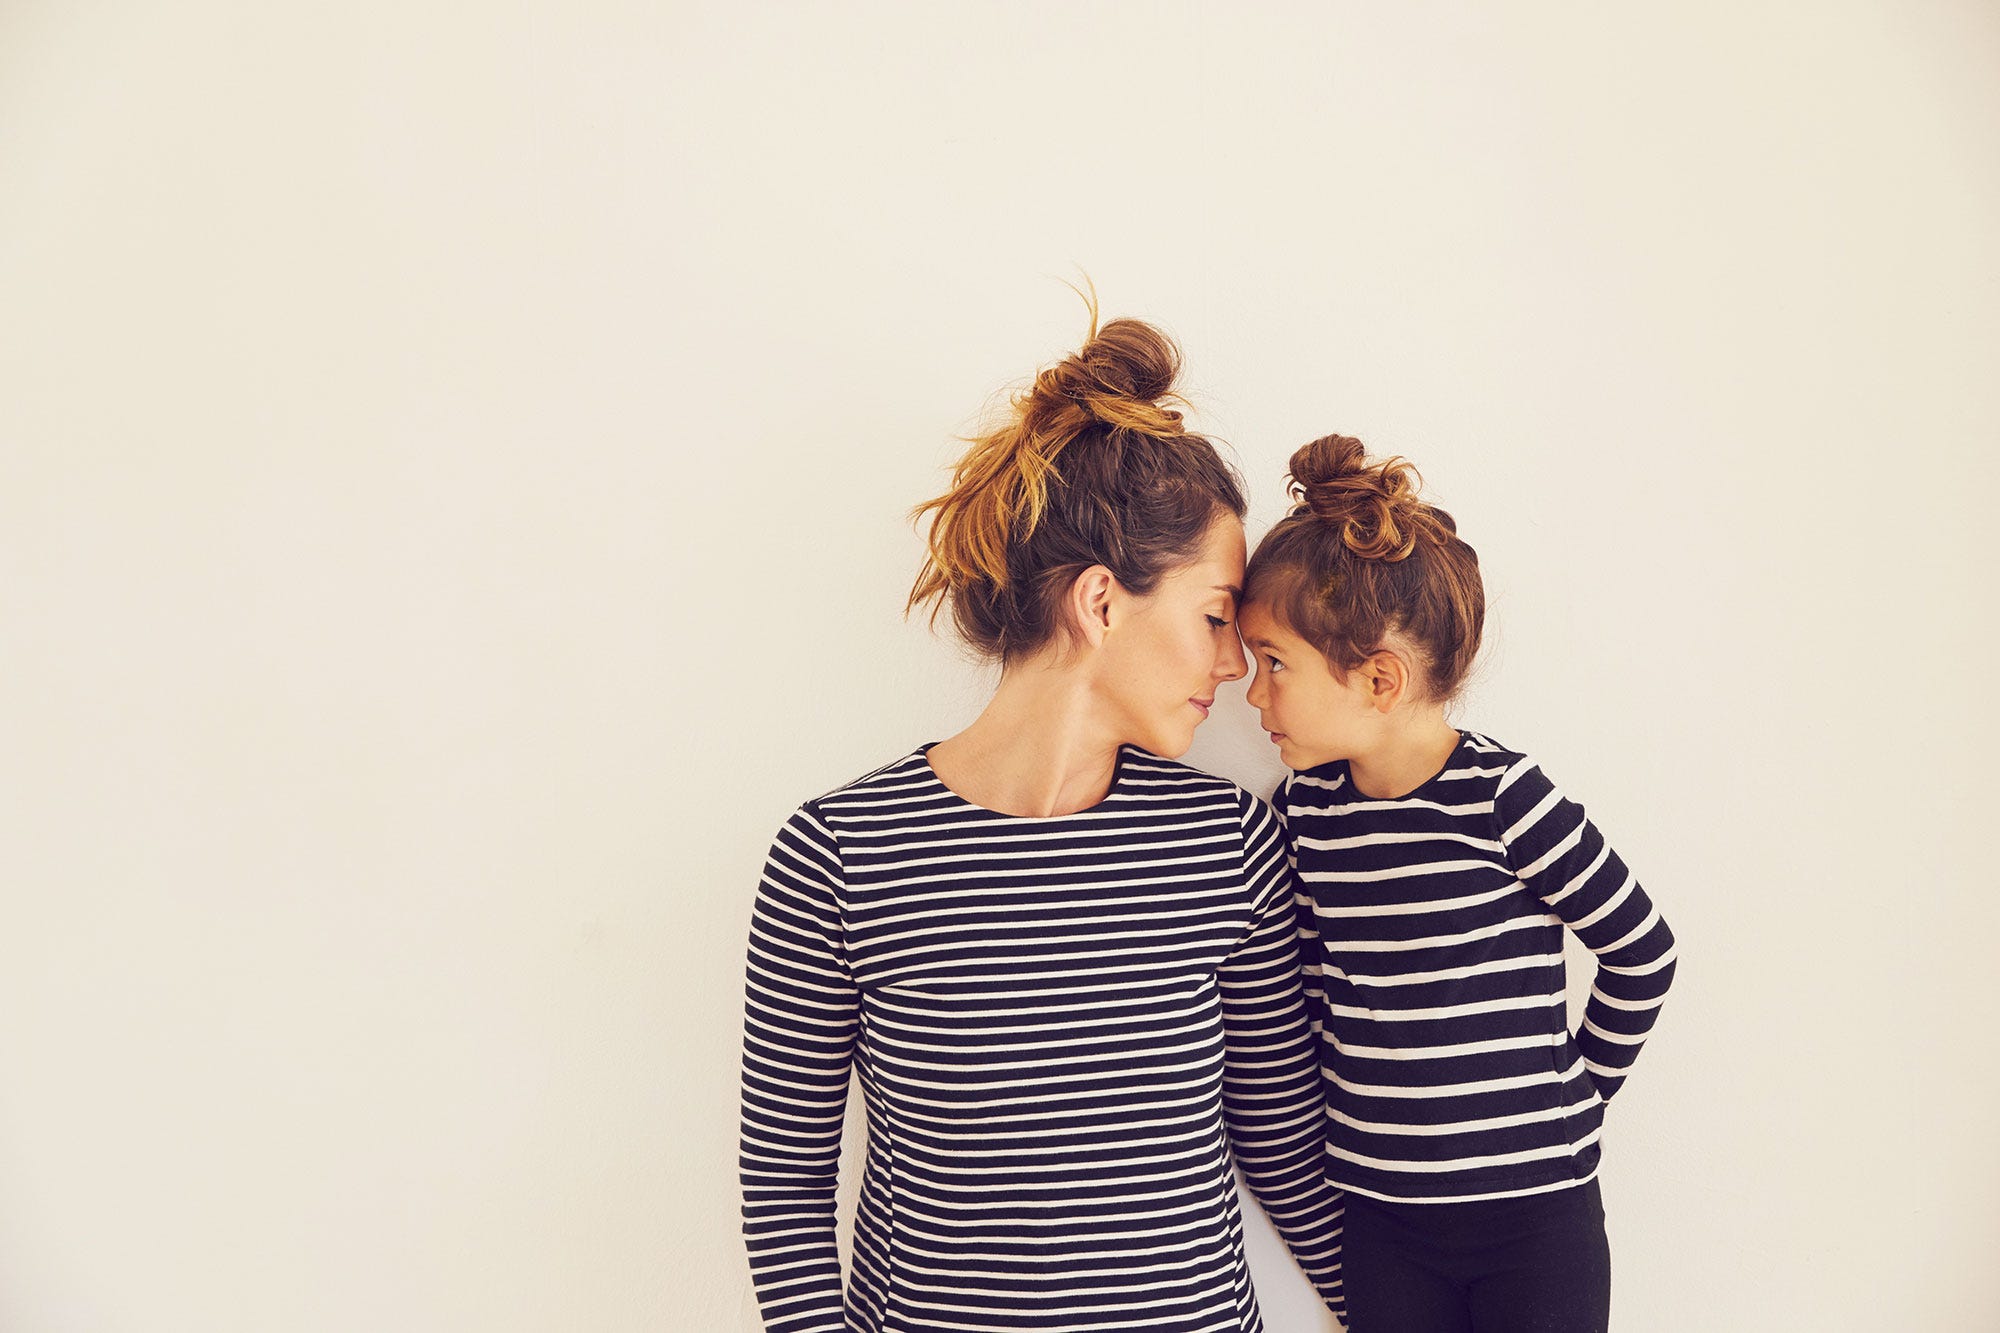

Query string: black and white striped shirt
[741,743,1345,1332]
[1278,729,1676,1205]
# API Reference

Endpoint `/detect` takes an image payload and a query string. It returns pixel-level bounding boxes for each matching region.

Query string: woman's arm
[740,802,859,1332]
[1494,758,1678,1101]
[1269,776,1329,1048]
[1220,788,1348,1323]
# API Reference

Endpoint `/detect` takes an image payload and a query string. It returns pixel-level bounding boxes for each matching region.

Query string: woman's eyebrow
[1212,584,1243,601]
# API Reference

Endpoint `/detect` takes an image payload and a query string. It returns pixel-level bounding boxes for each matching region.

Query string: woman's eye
[1206,615,1230,629]
[1265,657,1285,672]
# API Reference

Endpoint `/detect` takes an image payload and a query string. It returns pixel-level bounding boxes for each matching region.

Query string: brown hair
[906,308,1246,665]
[1245,433,1485,702]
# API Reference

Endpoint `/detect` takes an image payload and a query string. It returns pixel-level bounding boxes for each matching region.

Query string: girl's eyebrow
[1212,584,1243,601]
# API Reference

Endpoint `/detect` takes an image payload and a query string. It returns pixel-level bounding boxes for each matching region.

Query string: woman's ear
[1066,565,1118,648]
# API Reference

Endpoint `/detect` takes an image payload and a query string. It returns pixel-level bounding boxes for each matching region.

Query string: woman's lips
[1190,697,1213,718]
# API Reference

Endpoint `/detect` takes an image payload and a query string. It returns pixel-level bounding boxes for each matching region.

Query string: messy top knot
[1287,433,1459,562]
[906,306,1245,665]
[1246,432,1485,702]
[1021,318,1189,440]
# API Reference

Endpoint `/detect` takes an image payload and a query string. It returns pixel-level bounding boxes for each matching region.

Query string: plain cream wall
[3,2,1995,1330]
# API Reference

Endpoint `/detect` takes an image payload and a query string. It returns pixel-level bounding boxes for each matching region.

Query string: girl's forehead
[1238,600,1301,639]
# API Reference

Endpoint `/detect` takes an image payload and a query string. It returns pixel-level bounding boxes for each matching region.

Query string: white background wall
[3,3,1995,1330]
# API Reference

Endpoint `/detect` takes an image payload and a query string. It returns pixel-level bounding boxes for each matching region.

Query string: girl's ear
[1362,648,1412,711]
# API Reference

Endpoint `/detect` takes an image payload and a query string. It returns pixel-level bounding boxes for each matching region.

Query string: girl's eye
[1206,615,1231,629]
[1264,656,1285,673]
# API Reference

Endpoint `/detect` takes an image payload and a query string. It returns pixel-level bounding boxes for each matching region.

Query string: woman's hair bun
[907,301,1247,665]
[1286,432,1432,562]
[1021,318,1187,438]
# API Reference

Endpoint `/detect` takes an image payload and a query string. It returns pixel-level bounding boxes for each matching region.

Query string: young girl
[1237,433,1677,1333]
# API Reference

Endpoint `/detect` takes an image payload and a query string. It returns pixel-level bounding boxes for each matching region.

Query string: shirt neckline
[1323,729,1470,803]
[916,740,1131,820]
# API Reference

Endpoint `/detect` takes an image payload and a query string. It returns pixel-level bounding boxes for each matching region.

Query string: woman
[739,312,1345,1332]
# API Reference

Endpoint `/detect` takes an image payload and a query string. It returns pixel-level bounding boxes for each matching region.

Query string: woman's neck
[926,666,1125,818]
[1345,711,1462,800]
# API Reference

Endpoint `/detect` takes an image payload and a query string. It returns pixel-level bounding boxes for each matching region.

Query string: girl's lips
[1190,698,1213,718]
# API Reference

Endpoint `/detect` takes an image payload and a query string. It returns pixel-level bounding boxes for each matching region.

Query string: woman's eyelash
[1206,615,1231,629]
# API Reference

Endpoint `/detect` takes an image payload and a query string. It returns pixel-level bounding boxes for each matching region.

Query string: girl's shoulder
[1454,728,1532,779]
[1273,730,1534,816]
[1451,731,1587,825]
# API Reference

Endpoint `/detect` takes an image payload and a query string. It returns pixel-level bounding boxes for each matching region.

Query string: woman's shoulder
[793,744,934,818]
[1116,745,1252,807]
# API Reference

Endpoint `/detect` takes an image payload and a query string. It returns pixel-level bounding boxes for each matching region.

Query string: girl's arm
[740,802,859,1332]
[1493,758,1678,1101]
[1221,788,1348,1323]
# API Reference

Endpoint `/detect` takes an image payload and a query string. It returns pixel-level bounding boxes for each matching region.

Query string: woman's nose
[1215,633,1248,683]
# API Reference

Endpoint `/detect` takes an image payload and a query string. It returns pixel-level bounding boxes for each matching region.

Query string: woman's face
[1094,515,1249,759]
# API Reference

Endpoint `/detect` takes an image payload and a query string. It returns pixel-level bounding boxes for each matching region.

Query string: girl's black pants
[1340,1178,1611,1332]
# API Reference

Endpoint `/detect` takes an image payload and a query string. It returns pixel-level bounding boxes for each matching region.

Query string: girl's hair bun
[1247,430,1484,704]
[1286,432,1437,562]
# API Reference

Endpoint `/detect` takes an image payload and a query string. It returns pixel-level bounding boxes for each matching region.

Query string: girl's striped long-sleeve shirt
[1277,729,1676,1205]
[740,743,1346,1333]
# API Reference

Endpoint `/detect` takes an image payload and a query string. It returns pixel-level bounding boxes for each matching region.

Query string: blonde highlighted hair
[907,301,1245,663]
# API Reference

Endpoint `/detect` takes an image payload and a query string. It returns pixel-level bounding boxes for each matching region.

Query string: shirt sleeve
[1493,758,1677,1102]
[1268,775,1330,1047]
[1222,787,1348,1323]
[739,801,859,1332]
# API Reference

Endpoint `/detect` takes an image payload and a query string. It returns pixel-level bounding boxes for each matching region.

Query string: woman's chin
[1140,721,1199,761]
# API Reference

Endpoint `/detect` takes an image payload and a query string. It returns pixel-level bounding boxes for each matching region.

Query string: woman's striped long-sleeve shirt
[740,743,1346,1332]
[1277,729,1676,1205]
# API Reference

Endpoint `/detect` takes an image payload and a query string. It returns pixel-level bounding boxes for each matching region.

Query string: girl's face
[1238,600,1377,771]
[1096,516,1249,760]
